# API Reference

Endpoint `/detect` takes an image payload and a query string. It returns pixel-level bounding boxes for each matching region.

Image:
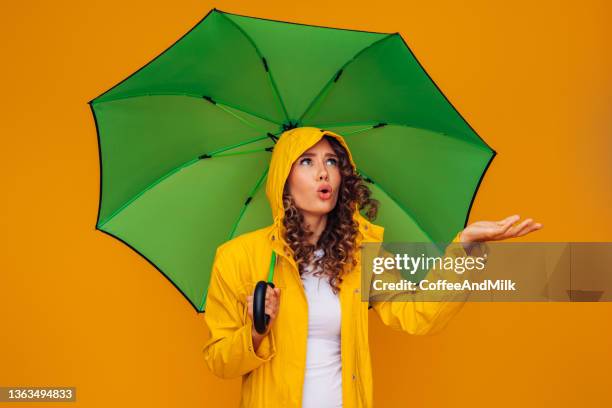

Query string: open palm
[460,214,543,243]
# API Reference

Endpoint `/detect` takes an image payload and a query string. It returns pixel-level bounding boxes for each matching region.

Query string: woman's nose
[317,165,329,181]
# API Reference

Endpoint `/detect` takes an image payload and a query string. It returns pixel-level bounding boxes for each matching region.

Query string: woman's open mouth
[317,184,333,201]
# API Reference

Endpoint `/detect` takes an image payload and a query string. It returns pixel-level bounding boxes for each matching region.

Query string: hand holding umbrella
[247,287,280,347]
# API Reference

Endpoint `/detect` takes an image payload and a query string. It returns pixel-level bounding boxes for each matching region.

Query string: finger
[270,303,278,319]
[268,295,278,308]
[506,219,533,237]
[514,222,534,237]
[497,217,521,236]
[266,296,279,309]
[266,287,278,299]
[503,222,525,239]
[497,214,520,226]
[517,222,543,237]
[503,215,521,227]
[266,303,275,315]
[266,288,277,302]
[265,305,275,317]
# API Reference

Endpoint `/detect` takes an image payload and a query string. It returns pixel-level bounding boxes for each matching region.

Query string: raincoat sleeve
[370,231,488,335]
[202,244,277,379]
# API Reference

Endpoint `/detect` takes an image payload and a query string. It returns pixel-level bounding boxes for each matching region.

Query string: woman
[202,127,542,407]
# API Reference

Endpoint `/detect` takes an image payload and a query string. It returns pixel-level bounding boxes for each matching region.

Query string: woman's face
[287,138,342,218]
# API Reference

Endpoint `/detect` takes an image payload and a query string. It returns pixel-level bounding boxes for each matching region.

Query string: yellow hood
[266,127,384,265]
[264,126,380,257]
[265,126,357,223]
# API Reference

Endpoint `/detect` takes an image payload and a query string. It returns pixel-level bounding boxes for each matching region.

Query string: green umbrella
[89,8,495,312]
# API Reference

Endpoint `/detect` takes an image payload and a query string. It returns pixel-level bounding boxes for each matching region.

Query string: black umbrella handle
[253,280,275,335]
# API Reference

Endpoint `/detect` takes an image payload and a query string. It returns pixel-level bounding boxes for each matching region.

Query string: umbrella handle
[253,280,275,334]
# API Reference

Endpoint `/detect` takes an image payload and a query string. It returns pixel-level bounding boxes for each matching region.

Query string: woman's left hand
[460,214,543,243]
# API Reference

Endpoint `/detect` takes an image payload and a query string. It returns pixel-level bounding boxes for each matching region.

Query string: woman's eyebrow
[300,152,338,157]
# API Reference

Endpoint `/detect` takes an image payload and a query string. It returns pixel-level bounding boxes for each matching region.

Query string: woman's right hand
[247,286,281,350]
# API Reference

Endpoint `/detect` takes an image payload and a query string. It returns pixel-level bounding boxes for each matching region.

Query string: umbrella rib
[204,129,282,157]
[218,13,291,125]
[356,167,435,244]
[98,156,197,228]
[227,166,270,241]
[213,147,274,158]
[213,103,274,132]
[206,136,267,156]
[98,133,277,228]
[92,92,281,129]
[297,33,397,124]
[320,121,387,136]
[318,120,492,151]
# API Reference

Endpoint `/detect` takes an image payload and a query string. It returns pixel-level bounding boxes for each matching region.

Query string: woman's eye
[298,157,336,166]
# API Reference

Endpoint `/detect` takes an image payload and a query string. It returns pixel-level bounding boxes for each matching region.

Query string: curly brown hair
[282,135,379,294]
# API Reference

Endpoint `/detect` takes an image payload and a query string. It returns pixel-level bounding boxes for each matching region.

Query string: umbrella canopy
[89,8,495,312]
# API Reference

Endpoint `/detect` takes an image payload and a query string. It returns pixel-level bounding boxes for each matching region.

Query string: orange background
[1,0,611,406]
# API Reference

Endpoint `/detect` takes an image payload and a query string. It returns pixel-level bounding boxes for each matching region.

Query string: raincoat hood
[264,126,378,257]
[265,126,357,223]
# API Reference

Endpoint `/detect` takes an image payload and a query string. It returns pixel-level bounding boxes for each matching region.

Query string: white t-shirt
[300,248,343,408]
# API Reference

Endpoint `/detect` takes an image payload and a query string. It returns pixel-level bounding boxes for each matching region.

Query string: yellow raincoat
[202,127,478,407]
